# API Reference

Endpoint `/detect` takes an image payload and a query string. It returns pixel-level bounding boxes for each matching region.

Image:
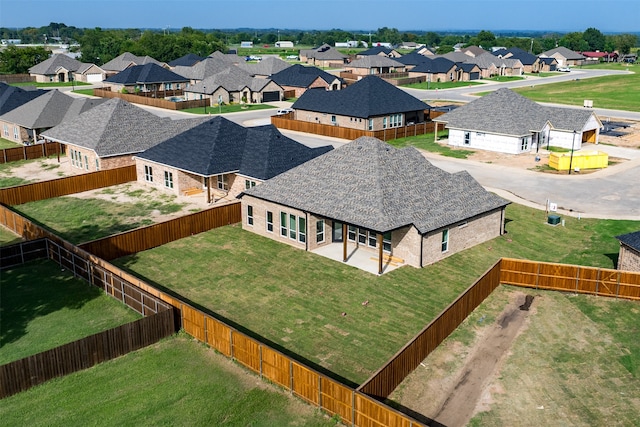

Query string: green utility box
[547,214,561,226]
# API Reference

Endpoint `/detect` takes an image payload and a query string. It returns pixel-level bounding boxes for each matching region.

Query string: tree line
[1,23,637,74]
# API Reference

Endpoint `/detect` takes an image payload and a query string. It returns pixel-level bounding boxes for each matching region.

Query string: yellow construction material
[548,150,608,171]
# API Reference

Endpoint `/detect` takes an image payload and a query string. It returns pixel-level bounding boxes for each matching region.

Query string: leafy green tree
[474,30,496,49]
[423,31,441,47]
[611,33,638,54]
[559,32,589,51]
[583,27,605,51]
[0,45,50,73]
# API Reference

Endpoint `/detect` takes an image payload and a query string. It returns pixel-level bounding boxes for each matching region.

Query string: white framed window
[280,211,287,237]
[78,151,83,169]
[245,179,256,190]
[331,115,336,125]
[383,232,392,253]
[383,117,387,129]
[247,205,254,226]
[289,214,297,240]
[144,165,153,182]
[368,119,373,131]
[95,159,100,171]
[298,217,306,243]
[316,220,324,243]
[85,155,89,170]
[13,127,19,140]
[464,132,471,145]
[368,232,377,248]
[358,228,367,245]
[347,225,357,241]
[441,229,449,253]
[266,211,273,233]
[2,124,8,137]
[217,174,228,190]
[164,171,173,188]
[521,137,529,151]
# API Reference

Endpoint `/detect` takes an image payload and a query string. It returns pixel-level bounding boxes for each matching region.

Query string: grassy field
[112,203,640,384]
[12,185,186,244]
[0,137,21,149]
[0,334,337,427]
[181,103,275,114]
[10,81,91,88]
[388,131,472,158]
[0,226,21,246]
[0,259,141,365]
[391,285,640,426]
[513,66,640,111]
[404,80,484,90]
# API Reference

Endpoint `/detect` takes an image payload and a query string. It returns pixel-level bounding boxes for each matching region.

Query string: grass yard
[10,81,91,88]
[0,225,21,246]
[181,103,275,114]
[112,203,640,384]
[513,70,640,111]
[0,137,21,149]
[387,131,474,158]
[0,156,63,188]
[71,88,96,96]
[404,80,485,90]
[0,334,337,427]
[0,259,141,365]
[12,186,186,244]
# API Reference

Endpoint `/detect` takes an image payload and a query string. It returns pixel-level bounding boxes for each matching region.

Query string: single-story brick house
[344,56,406,76]
[28,53,106,83]
[183,67,284,104]
[0,90,105,145]
[355,46,402,59]
[434,88,602,154]
[41,98,203,171]
[299,44,347,68]
[539,47,586,67]
[492,47,544,74]
[240,137,510,274]
[101,52,167,77]
[134,116,332,203]
[290,75,430,130]
[270,64,343,98]
[616,231,640,272]
[103,63,189,93]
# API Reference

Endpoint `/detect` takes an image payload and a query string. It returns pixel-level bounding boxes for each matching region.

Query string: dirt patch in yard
[390,290,534,427]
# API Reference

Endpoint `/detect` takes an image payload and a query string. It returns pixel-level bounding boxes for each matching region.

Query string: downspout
[305,212,309,251]
[419,231,424,268]
[500,208,505,235]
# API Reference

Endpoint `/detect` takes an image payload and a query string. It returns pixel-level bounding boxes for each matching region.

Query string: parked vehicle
[275,108,293,115]
[557,67,571,72]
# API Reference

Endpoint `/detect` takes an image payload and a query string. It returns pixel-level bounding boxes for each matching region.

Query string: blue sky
[1,0,638,33]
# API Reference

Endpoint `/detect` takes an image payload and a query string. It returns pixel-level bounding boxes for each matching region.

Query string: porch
[311,242,405,275]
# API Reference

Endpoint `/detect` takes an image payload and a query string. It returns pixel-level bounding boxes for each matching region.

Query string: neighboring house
[28,53,105,83]
[134,116,332,203]
[208,51,243,64]
[538,57,559,72]
[460,46,489,58]
[41,98,203,171]
[579,51,618,63]
[439,51,523,77]
[183,67,284,104]
[356,46,401,58]
[0,90,105,144]
[407,57,458,82]
[291,75,430,130]
[616,231,640,272]
[540,47,586,67]
[0,83,48,116]
[344,56,406,76]
[240,137,510,274]
[416,46,437,56]
[493,47,543,73]
[237,56,291,78]
[168,53,205,68]
[173,56,237,84]
[395,52,431,70]
[399,42,425,50]
[299,44,347,68]
[103,63,190,93]
[434,88,602,154]
[270,64,343,97]
[455,63,483,81]
[101,52,167,76]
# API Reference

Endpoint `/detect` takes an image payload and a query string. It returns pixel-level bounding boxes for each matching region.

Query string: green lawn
[0,138,21,149]
[71,88,96,96]
[0,225,22,246]
[404,80,485,90]
[10,81,91,88]
[388,131,474,158]
[485,76,525,82]
[0,334,337,427]
[181,103,276,114]
[12,186,186,244]
[0,259,141,365]
[513,70,640,111]
[112,203,639,384]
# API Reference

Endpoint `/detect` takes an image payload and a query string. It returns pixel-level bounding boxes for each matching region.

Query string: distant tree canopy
[1,23,637,68]
[0,45,50,74]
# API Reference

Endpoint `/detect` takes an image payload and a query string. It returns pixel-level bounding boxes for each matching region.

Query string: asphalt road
[66,70,640,220]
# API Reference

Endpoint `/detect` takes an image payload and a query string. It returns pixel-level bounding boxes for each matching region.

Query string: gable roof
[101,52,164,72]
[270,64,339,88]
[0,83,48,116]
[358,46,396,56]
[347,56,404,69]
[617,231,640,252]
[0,90,106,130]
[461,46,489,57]
[541,47,585,60]
[243,137,509,234]
[292,75,429,118]
[136,116,332,179]
[396,52,431,66]
[104,63,189,85]
[28,53,83,75]
[168,53,205,67]
[41,98,204,157]
[300,44,347,61]
[184,67,253,94]
[492,47,538,65]
[173,56,236,81]
[237,56,291,76]
[434,88,597,136]
[410,57,457,74]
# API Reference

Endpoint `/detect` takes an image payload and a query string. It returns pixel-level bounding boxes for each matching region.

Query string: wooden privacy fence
[0,165,136,206]
[271,116,436,142]
[0,309,175,399]
[94,88,208,111]
[0,238,48,269]
[78,201,241,260]
[0,74,35,84]
[358,260,502,399]
[500,257,640,300]
[0,142,61,164]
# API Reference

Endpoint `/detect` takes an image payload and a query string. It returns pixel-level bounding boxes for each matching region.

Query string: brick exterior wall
[294,109,411,131]
[0,120,30,143]
[618,245,640,272]
[241,197,506,269]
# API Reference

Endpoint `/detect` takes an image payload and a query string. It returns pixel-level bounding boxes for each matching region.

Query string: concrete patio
[311,242,405,275]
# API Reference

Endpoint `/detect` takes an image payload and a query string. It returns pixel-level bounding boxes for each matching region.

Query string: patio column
[434,122,438,142]
[378,233,383,275]
[342,223,348,262]
[206,177,211,204]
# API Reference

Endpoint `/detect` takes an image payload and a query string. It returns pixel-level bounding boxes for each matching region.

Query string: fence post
[229,329,234,359]
[318,377,322,408]
[20,240,24,264]
[535,262,540,289]
[289,360,293,394]
[616,271,621,300]
[259,345,263,378]
[203,313,208,344]
[595,269,600,296]
[575,266,580,293]
[351,391,356,426]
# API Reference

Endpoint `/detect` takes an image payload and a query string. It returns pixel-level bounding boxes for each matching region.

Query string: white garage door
[86,74,103,83]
